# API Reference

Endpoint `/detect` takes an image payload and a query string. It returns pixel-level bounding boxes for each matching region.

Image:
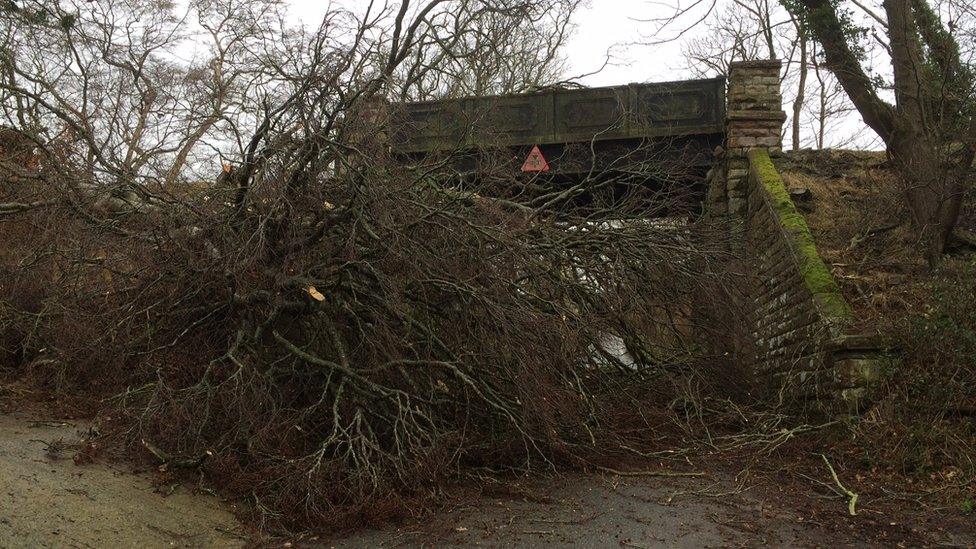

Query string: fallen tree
[0,0,745,530]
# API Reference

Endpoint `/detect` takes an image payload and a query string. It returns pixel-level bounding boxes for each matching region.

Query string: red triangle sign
[521,145,550,173]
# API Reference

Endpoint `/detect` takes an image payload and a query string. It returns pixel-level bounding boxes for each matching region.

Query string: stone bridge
[390,77,725,174]
[385,61,887,416]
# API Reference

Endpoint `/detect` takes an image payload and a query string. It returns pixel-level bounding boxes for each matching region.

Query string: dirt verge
[0,413,246,548]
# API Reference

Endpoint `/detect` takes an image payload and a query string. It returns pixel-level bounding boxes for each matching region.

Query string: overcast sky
[284,0,691,86]
[275,0,881,149]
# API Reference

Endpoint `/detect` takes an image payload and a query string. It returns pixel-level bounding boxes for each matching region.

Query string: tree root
[950,228,976,250]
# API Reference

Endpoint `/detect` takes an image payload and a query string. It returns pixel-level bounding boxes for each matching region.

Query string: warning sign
[521,145,550,173]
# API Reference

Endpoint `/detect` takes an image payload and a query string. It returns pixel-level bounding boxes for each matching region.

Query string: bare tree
[660,0,973,259]
[805,41,868,149]
[392,0,584,100]
[790,14,809,151]
[678,0,855,150]
[682,1,779,75]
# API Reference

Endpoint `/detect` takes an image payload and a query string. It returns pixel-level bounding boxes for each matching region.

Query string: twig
[597,465,705,478]
[820,454,858,516]
[665,479,751,504]
[528,511,606,525]
[142,439,211,469]
[0,199,55,216]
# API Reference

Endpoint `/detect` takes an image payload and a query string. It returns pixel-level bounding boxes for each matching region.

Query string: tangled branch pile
[0,0,741,529]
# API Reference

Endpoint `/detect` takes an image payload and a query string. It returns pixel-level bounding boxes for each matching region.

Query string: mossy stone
[748,149,854,323]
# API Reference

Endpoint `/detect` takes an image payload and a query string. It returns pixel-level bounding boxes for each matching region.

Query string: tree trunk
[888,133,967,265]
[795,0,973,265]
[811,47,827,149]
[884,0,968,264]
[792,18,808,151]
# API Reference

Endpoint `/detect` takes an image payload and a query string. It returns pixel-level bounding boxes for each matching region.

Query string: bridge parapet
[703,60,886,415]
[390,78,725,154]
[742,149,888,415]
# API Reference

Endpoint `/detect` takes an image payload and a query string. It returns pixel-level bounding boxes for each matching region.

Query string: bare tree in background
[657,0,972,258]
[806,41,865,149]
[790,13,808,151]
[393,0,584,100]
[678,0,857,150]
[682,1,779,74]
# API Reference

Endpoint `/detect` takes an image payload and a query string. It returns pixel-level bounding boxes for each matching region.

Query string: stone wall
[744,149,884,412]
[706,60,887,414]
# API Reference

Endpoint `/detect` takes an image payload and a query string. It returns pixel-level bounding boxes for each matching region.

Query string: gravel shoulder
[0,413,245,548]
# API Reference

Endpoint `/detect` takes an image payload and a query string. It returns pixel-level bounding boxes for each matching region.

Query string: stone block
[728,66,769,77]
[728,95,780,107]
[834,358,882,387]
[729,59,783,70]
[733,127,780,138]
[735,85,777,97]
[709,202,728,216]
[728,136,757,148]
[727,110,788,121]
[827,333,885,352]
[837,387,870,413]
[706,178,727,203]
[729,197,748,215]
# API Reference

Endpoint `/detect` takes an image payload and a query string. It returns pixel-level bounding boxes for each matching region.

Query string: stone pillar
[339,95,391,175]
[347,95,391,151]
[726,60,785,154]
[724,60,786,219]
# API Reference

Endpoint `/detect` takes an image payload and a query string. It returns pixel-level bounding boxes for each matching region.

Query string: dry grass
[780,150,929,326]
[780,149,976,505]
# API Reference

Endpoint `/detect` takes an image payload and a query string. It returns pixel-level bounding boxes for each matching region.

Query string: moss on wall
[747,149,854,324]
